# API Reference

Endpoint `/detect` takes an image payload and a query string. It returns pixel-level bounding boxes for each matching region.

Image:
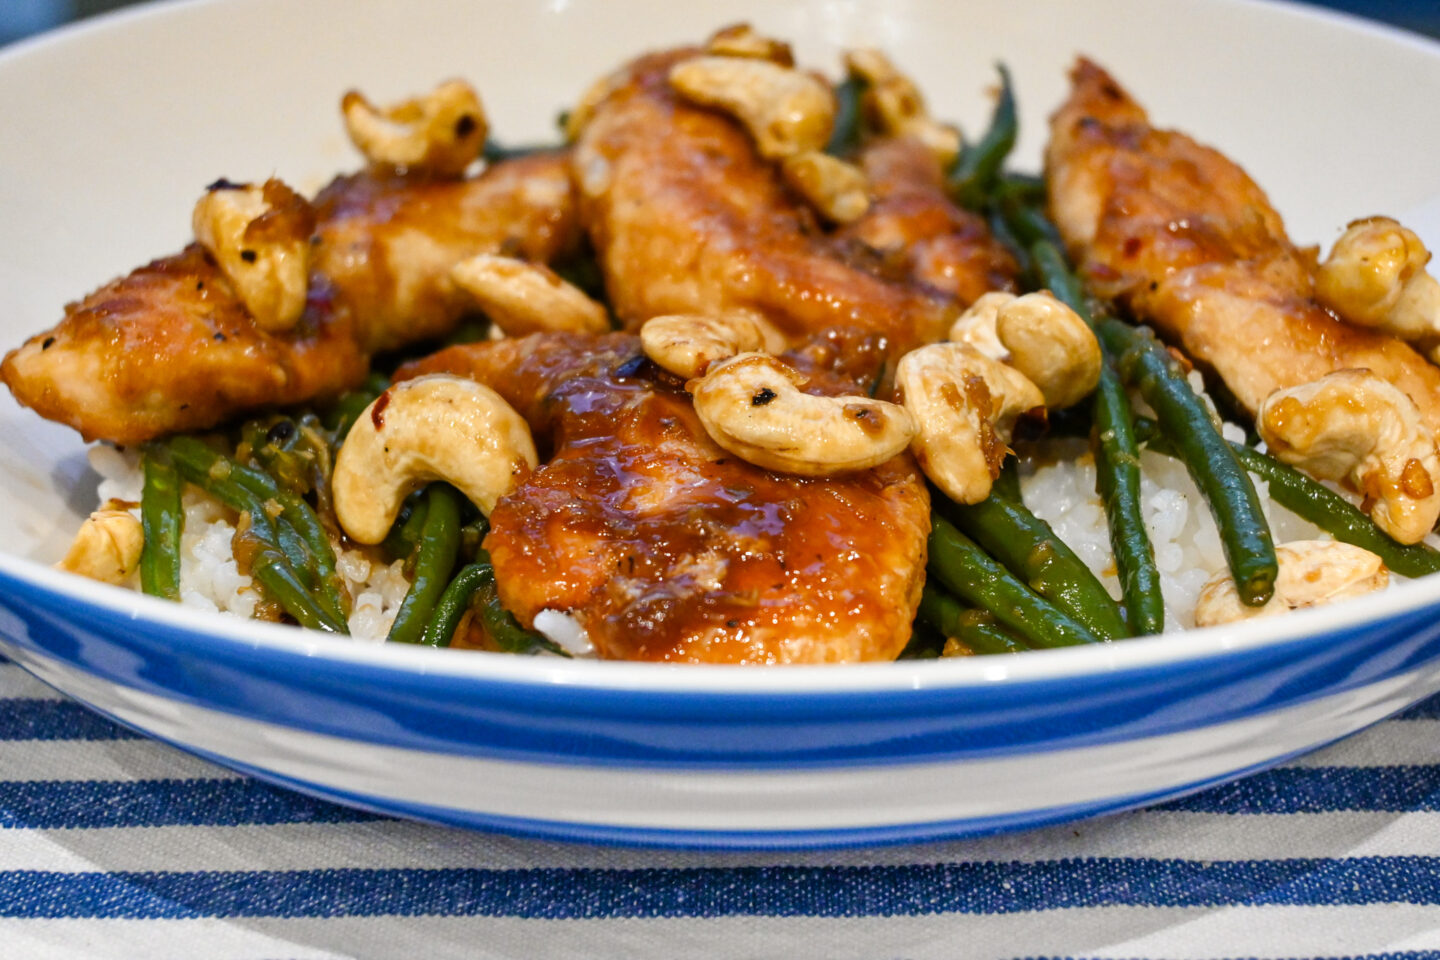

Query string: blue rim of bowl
[5,546,1440,697]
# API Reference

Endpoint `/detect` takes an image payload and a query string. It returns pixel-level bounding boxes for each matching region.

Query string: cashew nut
[896,342,1046,504]
[1194,540,1388,627]
[668,56,835,160]
[342,80,487,178]
[57,501,143,585]
[780,151,871,224]
[1258,369,1440,544]
[332,375,538,544]
[1316,217,1440,344]
[945,292,1101,410]
[948,292,1015,361]
[843,49,961,167]
[689,352,917,476]
[640,313,774,378]
[995,292,1103,410]
[705,23,794,65]
[450,254,609,337]
[192,179,314,332]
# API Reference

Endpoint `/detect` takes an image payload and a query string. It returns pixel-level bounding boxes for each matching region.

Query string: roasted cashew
[1194,540,1388,627]
[705,23,794,65]
[640,313,774,378]
[947,292,1101,409]
[332,375,538,544]
[947,291,1015,361]
[192,179,314,332]
[450,254,609,336]
[57,501,144,585]
[896,342,1045,504]
[1258,369,1440,544]
[1316,217,1440,344]
[689,352,916,476]
[780,151,871,224]
[342,80,487,178]
[668,56,835,160]
[843,49,961,167]
[994,292,1103,410]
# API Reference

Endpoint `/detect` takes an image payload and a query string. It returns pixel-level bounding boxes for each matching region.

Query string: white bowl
[2,0,1439,849]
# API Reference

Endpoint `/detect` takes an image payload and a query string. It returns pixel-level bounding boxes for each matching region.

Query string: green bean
[917,584,1026,655]
[420,563,491,647]
[1133,418,1440,580]
[226,454,341,614]
[995,172,1046,207]
[482,140,559,164]
[986,209,1033,280]
[272,495,347,620]
[166,440,347,632]
[423,542,564,655]
[927,514,1102,648]
[243,413,335,504]
[325,373,390,440]
[1031,239,1165,634]
[386,485,463,645]
[1091,372,1165,634]
[1097,317,1277,605]
[826,75,867,157]
[475,573,564,655]
[483,608,560,654]
[1001,199,1064,250]
[240,416,307,493]
[272,520,318,591]
[942,490,1130,641]
[383,493,429,564]
[897,619,946,659]
[948,64,1017,210]
[139,450,183,601]
[245,537,344,633]
[168,436,348,623]
[992,456,1023,502]
[459,518,489,562]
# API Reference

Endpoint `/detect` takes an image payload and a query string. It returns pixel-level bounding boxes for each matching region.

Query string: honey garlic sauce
[397,332,929,664]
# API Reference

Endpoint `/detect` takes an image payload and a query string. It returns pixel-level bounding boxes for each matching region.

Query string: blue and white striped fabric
[7,652,1440,959]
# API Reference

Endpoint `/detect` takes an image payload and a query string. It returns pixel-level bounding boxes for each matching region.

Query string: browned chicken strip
[838,135,1017,305]
[0,247,368,446]
[573,49,1015,352]
[1046,59,1440,432]
[1,153,580,444]
[396,332,930,664]
[312,152,578,353]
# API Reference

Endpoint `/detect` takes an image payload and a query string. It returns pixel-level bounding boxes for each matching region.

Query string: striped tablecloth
[6,652,1440,959]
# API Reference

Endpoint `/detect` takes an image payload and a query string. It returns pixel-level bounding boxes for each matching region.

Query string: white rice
[1015,370,1337,630]
[1016,434,1326,631]
[87,445,411,642]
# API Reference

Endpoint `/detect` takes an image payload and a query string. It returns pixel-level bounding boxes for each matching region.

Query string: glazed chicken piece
[1046,58,1440,431]
[1,153,579,444]
[0,246,369,446]
[397,331,930,664]
[572,49,1015,352]
[838,135,1017,306]
[311,152,578,353]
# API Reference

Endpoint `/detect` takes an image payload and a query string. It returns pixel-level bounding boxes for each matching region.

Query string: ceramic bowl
[2,0,1439,848]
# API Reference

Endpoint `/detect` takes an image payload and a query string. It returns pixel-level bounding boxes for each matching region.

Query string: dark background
[1,0,1438,46]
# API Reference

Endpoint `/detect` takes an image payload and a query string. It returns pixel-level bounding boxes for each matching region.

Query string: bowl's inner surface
[2,0,1439,662]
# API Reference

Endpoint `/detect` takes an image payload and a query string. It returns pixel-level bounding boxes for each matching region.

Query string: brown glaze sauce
[398,332,929,664]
